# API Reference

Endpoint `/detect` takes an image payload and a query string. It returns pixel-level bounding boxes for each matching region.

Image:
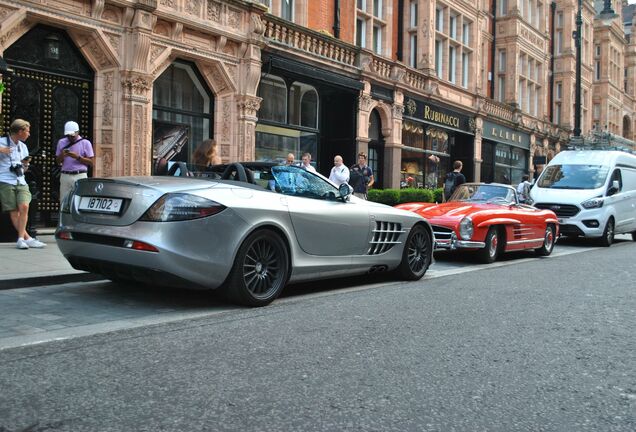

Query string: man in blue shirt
[349,152,374,199]
[0,119,46,249]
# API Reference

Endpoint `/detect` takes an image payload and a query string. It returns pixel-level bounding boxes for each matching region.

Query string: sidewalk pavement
[0,228,102,289]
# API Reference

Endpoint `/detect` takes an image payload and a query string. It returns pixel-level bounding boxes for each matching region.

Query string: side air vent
[368,221,404,255]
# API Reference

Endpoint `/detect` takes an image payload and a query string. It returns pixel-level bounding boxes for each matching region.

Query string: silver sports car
[56,162,433,306]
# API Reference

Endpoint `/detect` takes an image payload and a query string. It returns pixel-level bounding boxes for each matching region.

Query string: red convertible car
[396,183,559,263]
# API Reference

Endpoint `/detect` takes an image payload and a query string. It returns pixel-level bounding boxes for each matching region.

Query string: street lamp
[572,0,619,146]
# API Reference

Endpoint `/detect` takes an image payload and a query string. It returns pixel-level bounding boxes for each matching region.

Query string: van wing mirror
[607,180,620,196]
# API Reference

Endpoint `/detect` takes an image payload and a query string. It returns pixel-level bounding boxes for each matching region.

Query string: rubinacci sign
[482,120,530,149]
[404,97,474,133]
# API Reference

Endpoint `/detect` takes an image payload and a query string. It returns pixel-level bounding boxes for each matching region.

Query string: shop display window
[152,61,213,164]
[494,144,527,184]
[401,124,450,189]
[256,74,320,165]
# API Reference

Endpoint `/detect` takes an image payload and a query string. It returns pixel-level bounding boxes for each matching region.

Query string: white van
[530,150,636,246]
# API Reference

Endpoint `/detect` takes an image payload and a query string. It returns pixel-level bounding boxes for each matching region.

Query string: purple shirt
[56,135,94,172]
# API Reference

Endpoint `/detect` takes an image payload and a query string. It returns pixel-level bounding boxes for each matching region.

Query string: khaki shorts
[0,183,32,212]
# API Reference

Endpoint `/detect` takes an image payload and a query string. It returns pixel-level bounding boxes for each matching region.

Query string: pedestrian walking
[516,174,532,204]
[0,119,46,249]
[329,155,350,186]
[55,121,94,203]
[349,152,374,199]
[443,160,466,201]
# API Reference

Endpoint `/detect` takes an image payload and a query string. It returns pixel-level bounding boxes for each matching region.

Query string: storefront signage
[483,120,530,149]
[404,97,473,134]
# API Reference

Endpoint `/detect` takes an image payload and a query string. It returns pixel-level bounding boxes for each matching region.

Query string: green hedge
[367,188,443,205]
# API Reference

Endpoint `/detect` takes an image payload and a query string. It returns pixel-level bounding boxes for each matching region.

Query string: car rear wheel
[396,224,432,280]
[535,224,555,256]
[632,231,636,242]
[598,218,614,247]
[477,227,500,264]
[223,229,289,307]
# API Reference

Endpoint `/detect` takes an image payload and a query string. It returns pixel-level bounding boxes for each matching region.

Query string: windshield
[451,184,516,204]
[271,165,338,199]
[537,164,609,189]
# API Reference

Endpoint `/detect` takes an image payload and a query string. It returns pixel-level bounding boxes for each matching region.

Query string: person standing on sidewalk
[55,121,94,204]
[0,119,46,249]
[349,152,374,199]
[329,155,350,186]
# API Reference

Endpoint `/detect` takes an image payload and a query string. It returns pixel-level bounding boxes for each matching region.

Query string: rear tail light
[139,193,226,222]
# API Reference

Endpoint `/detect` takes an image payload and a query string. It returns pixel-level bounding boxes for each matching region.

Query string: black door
[2,25,93,227]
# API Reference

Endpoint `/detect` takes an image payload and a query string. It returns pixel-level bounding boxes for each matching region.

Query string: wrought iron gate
[2,26,93,226]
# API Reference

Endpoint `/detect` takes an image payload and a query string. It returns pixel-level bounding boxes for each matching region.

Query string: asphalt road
[0,239,635,431]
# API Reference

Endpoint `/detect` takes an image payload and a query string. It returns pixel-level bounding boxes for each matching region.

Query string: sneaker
[16,238,29,249]
[25,238,46,248]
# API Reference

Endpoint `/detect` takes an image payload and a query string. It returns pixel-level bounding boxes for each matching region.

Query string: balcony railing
[263,15,358,67]
[481,99,515,123]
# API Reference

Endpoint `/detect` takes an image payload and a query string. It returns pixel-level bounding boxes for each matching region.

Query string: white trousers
[59,172,87,203]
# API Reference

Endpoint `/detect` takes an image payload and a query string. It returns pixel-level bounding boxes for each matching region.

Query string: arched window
[289,82,318,128]
[152,61,213,165]
[256,75,320,167]
[257,75,287,123]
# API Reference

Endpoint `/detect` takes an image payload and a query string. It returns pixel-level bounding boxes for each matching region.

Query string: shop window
[258,75,287,123]
[368,110,384,188]
[289,81,318,128]
[256,74,319,166]
[494,144,527,185]
[152,61,213,166]
[401,124,450,189]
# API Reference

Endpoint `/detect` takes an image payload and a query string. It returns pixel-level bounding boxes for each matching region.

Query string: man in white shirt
[329,155,350,186]
[300,152,317,173]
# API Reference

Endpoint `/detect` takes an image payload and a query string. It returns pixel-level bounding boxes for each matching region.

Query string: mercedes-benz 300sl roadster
[396,183,559,263]
[56,163,434,306]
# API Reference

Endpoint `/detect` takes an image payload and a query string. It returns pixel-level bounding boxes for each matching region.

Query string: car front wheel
[396,224,432,281]
[223,229,289,307]
[535,224,555,256]
[477,227,500,263]
[599,218,614,247]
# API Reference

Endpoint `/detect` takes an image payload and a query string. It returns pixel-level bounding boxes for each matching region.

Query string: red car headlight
[140,193,226,222]
[459,217,473,240]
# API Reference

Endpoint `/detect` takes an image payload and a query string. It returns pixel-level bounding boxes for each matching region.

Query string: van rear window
[538,164,609,189]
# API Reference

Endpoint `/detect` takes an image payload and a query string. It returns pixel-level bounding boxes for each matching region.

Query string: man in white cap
[55,121,94,204]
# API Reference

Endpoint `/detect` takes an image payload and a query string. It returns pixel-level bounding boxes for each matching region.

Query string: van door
[607,169,635,233]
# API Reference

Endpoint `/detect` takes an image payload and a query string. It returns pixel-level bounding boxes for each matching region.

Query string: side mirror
[607,180,620,196]
[338,183,352,201]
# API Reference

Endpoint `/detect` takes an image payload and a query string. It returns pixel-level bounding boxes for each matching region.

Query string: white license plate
[78,196,123,214]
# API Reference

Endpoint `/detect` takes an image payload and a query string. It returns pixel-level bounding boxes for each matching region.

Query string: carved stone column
[236,95,262,161]
[121,71,152,175]
[117,3,155,175]
[384,98,405,189]
[473,117,483,182]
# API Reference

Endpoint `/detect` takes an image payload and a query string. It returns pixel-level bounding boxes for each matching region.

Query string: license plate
[78,196,123,214]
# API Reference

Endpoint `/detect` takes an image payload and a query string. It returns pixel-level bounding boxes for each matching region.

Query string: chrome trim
[455,240,486,248]
[506,238,544,245]
[433,233,485,250]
